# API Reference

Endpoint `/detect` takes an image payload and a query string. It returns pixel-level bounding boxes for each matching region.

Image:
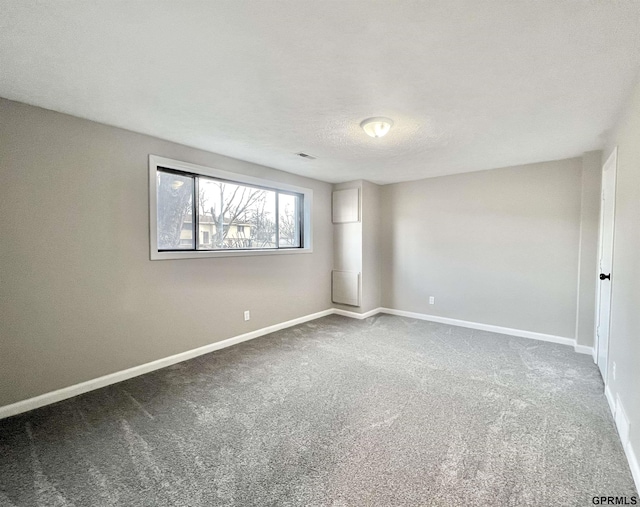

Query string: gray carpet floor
[0,314,636,506]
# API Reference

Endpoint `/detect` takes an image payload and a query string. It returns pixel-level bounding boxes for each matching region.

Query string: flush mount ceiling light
[360,117,394,138]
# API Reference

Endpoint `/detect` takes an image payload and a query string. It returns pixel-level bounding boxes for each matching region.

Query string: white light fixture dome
[360,117,394,138]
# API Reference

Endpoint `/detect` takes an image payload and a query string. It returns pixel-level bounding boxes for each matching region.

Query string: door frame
[594,146,618,383]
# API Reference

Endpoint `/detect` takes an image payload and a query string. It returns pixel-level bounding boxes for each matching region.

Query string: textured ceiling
[1,1,640,184]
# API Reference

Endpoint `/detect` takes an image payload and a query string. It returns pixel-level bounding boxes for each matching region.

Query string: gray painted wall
[0,95,613,418]
[0,98,333,407]
[380,159,583,338]
[361,180,382,313]
[603,75,640,464]
[575,151,602,347]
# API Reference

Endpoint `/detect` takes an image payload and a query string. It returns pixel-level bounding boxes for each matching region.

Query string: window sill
[150,247,313,261]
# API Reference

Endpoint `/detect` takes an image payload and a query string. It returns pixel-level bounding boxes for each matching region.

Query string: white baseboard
[605,385,616,417]
[574,344,594,356]
[333,307,380,320]
[615,395,631,447]
[378,307,575,347]
[607,393,640,494]
[626,438,640,495]
[0,306,591,420]
[0,309,334,420]
[1,301,636,493]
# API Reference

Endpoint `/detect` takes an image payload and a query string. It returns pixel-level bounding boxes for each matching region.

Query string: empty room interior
[1,1,640,506]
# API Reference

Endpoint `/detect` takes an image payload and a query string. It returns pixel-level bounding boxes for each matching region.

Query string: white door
[595,147,617,381]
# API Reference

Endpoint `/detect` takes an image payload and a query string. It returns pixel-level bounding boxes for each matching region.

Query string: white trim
[574,344,594,356]
[594,146,618,381]
[378,308,574,346]
[333,307,380,320]
[609,394,640,494]
[151,247,313,261]
[149,155,313,260]
[0,306,594,420]
[615,395,630,446]
[2,301,636,493]
[605,385,616,417]
[626,439,640,495]
[0,309,333,420]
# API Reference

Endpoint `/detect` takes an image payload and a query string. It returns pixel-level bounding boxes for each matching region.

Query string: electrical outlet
[244,310,250,321]
[429,296,435,305]
[612,362,616,381]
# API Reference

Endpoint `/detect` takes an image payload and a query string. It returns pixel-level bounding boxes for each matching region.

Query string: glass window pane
[279,193,301,248]
[156,170,194,250]
[198,178,276,250]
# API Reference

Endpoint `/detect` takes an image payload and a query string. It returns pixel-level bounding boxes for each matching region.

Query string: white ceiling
[1,1,640,184]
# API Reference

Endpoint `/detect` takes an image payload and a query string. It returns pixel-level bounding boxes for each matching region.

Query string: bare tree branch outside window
[156,168,302,252]
[157,172,193,249]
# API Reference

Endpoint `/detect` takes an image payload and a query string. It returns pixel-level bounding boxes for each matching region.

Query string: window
[149,156,312,259]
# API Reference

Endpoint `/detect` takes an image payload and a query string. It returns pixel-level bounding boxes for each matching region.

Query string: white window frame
[149,155,313,260]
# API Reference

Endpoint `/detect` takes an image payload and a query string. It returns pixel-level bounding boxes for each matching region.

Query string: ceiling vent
[296,152,317,160]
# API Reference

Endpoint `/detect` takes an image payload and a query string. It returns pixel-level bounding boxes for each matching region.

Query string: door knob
[599,273,611,280]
